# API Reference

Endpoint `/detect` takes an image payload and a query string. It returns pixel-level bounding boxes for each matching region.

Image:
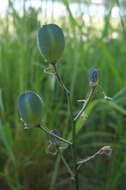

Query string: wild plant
[17,24,112,190]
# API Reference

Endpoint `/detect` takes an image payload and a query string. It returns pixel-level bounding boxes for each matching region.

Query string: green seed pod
[18,91,43,127]
[37,24,65,64]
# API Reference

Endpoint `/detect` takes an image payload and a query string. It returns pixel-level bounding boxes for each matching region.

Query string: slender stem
[58,148,74,179]
[38,125,72,145]
[74,86,96,121]
[77,151,99,170]
[77,145,112,170]
[49,154,61,190]
[53,64,79,190]
[53,64,70,95]
[70,96,79,190]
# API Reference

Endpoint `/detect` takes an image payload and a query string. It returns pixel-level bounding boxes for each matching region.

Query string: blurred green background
[0,0,126,189]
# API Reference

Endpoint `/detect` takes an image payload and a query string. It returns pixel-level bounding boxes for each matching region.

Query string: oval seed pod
[37,24,65,64]
[18,91,43,127]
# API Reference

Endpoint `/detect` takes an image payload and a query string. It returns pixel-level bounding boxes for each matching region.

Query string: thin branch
[77,146,112,170]
[53,64,70,95]
[77,151,99,170]
[58,148,74,179]
[38,125,72,145]
[52,64,79,190]
[74,86,96,121]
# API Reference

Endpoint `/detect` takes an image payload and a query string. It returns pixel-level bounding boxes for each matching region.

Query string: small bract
[18,91,43,127]
[37,24,65,64]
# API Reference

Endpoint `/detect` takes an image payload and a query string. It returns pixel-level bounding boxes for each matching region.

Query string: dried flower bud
[18,91,43,127]
[88,69,99,84]
[99,146,112,156]
[49,129,61,144]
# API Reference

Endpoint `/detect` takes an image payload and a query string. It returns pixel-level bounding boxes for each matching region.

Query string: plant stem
[49,154,61,190]
[53,64,79,190]
[77,145,112,169]
[74,86,96,121]
[53,64,70,95]
[77,151,99,170]
[38,125,72,145]
[58,147,74,179]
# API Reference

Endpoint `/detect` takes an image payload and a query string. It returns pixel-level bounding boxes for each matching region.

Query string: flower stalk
[77,146,112,170]
[38,125,72,145]
[52,63,79,190]
[74,86,96,121]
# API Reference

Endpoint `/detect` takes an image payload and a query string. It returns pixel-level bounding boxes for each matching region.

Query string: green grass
[0,0,126,189]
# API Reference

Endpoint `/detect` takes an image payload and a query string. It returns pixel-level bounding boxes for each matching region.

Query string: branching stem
[57,147,74,179]
[53,64,70,95]
[74,86,96,121]
[38,125,72,145]
[53,64,79,190]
